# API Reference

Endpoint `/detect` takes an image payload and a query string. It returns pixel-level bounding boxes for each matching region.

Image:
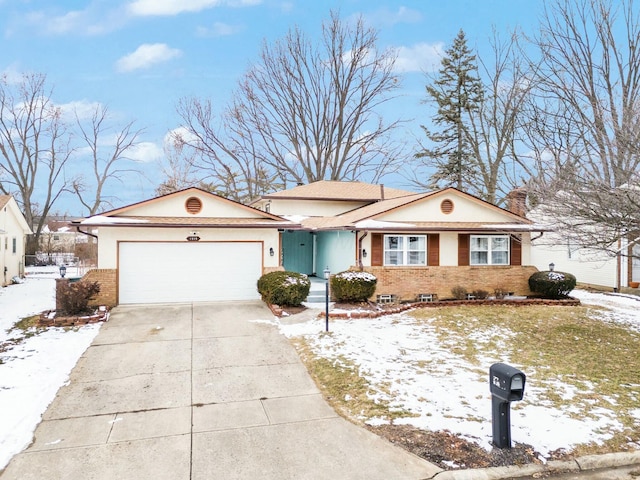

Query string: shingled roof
[261,181,415,201]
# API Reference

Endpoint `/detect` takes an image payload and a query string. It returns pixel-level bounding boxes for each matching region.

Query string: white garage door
[119,242,263,304]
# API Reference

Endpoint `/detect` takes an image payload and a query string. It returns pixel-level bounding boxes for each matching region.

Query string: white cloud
[128,0,260,16]
[127,142,164,163]
[165,126,200,148]
[115,43,182,73]
[1,64,25,85]
[196,21,243,37]
[394,42,444,73]
[57,100,102,121]
[22,5,127,36]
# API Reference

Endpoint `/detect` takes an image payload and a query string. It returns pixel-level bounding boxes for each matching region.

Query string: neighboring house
[528,208,639,291]
[72,182,544,307]
[253,181,543,302]
[70,188,296,306]
[0,195,32,287]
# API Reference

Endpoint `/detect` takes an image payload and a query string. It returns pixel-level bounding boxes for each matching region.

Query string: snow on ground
[0,267,101,469]
[280,289,640,460]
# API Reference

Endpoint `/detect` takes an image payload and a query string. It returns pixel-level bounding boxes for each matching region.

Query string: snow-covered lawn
[280,289,640,460]
[0,267,101,470]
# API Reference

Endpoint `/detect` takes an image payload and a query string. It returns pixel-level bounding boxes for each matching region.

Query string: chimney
[380,184,385,200]
[506,188,527,217]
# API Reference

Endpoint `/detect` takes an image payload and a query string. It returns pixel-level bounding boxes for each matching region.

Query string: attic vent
[185,197,203,214]
[440,199,454,214]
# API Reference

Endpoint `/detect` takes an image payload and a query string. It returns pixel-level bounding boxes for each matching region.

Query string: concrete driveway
[1,301,441,480]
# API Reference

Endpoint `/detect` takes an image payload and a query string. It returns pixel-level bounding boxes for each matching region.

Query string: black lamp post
[324,266,330,332]
[59,264,67,278]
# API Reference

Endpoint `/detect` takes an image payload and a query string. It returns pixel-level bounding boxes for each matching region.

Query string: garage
[118,241,263,304]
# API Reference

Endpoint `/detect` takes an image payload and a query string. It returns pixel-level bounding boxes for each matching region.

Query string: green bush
[528,270,576,299]
[58,280,101,316]
[257,271,310,306]
[330,271,377,302]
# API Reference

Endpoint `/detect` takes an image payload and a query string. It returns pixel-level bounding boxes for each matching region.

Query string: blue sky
[1,0,542,215]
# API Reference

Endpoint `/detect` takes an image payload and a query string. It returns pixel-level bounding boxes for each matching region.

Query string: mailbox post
[489,362,526,448]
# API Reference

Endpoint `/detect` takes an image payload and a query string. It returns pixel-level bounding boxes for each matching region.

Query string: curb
[430,451,640,479]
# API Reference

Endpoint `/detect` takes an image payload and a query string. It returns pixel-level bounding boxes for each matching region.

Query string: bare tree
[524,0,640,255]
[0,73,73,253]
[155,137,222,196]
[468,31,534,204]
[176,11,404,202]
[174,99,282,203]
[72,105,143,215]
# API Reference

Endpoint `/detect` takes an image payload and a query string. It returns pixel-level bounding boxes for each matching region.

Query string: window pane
[471,237,488,251]
[385,236,402,250]
[471,251,488,265]
[492,237,508,250]
[408,236,425,250]
[408,251,426,265]
[492,251,508,265]
[385,251,401,265]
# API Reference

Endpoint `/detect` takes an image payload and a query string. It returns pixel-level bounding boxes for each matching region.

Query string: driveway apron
[1,301,441,480]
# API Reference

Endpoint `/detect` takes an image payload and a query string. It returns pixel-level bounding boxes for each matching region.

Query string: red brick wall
[361,265,539,302]
[81,269,117,307]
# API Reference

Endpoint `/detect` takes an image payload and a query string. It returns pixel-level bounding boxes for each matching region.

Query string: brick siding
[361,265,539,302]
[81,269,117,307]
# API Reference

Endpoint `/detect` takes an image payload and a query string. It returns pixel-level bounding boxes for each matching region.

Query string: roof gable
[374,188,532,224]
[295,188,535,231]
[74,187,299,228]
[95,188,285,221]
[0,195,32,234]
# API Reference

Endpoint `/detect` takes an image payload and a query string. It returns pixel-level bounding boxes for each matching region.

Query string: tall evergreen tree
[416,29,484,191]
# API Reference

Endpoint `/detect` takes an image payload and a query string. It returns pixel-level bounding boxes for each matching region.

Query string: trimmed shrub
[331,271,377,302]
[528,270,577,299]
[471,289,489,300]
[257,271,310,306]
[451,285,467,300]
[58,280,101,316]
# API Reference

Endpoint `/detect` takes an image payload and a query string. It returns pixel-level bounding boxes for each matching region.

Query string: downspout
[530,231,544,242]
[358,231,368,271]
[76,226,98,240]
[616,238,621,292]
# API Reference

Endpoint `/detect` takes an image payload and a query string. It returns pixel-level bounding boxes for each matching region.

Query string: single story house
[253,182,544,302]
[0,195,32,286]
[71,182,545,306]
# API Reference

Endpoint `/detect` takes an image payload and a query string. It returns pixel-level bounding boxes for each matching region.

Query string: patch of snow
[81,215,149,224]
[0,267,101,469]
[354,219,415,229]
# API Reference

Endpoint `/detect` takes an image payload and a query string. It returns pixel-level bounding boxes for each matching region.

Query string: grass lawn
[286,300,640,467]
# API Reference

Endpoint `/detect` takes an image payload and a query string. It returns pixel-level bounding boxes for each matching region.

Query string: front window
[384,235,426,266]
[470,235,509,265]
[12,237,16,254]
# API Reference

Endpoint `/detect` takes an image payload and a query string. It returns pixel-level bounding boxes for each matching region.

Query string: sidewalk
[0,301,441,480]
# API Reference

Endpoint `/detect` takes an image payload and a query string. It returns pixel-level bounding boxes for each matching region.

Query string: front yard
[279,290,640,469]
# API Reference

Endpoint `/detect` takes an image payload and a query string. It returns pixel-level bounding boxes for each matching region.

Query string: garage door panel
[119,242,262,304]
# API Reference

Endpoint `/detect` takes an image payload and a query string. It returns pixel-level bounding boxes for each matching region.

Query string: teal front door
[282,231,314,274]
